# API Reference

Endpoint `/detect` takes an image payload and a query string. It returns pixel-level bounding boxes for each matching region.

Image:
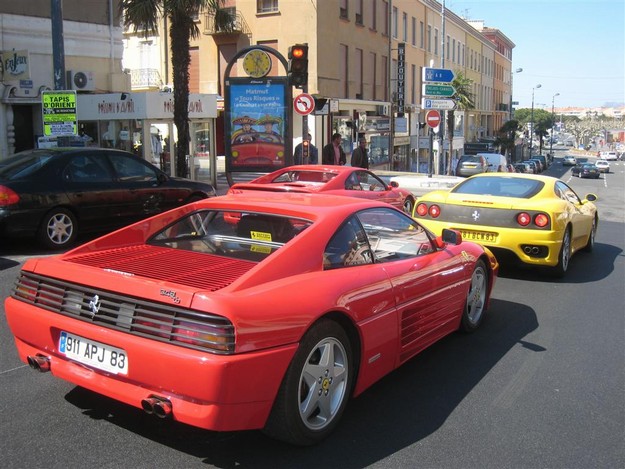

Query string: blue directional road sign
[422,67,455,83]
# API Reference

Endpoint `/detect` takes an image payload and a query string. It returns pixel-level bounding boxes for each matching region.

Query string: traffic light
[302,139,309,160]
[288,44,308,88]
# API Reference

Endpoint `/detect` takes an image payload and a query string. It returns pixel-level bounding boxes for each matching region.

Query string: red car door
[356,208,469,364]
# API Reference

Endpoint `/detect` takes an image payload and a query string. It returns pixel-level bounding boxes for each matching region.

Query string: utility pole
[51,0,66,90]
[439,0,446,175]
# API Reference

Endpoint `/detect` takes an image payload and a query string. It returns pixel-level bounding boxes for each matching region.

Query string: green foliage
[122,0,225,177]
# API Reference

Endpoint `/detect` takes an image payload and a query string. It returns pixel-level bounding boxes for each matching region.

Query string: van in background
[477,153,508,172]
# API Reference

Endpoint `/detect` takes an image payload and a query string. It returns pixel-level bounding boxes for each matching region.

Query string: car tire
[553,227,572,277]
[460,260,488,332]
[37,208,78,250]
[263,319,353,446]
[403,196,415,215]
[582,216,598,253]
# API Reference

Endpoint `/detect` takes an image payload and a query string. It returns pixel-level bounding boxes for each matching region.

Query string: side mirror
[389,180,399,188]
[584,193,598,202]
[157,173,168,184]
[440,228,463,246]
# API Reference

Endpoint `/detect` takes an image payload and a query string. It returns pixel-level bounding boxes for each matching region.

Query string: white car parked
[595,159,610,173]
[601,151,618,161]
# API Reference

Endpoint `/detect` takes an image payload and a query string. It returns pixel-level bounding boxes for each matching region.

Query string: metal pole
[51,0,66,90]
[550,93,559,160]
[439,0,446,175]
[529,84,541,159]
[388,0,393,170]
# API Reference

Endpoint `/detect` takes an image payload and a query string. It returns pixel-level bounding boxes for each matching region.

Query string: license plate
[59,331,128,375]
[459,229,498,242]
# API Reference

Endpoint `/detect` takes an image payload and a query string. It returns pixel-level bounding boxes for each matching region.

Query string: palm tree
[122,0,226,177]
[446,71,475,175]
[496,119,520,160]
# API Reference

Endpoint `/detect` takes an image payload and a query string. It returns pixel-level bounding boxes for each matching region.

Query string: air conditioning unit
[376,104,390,116]
[67,70,95,91]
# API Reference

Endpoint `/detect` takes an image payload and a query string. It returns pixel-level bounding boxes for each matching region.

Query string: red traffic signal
[288,44,308,88]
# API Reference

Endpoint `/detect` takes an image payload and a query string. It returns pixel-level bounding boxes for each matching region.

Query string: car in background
[571,163,600,179]
[562,155,577,166]
[5,192,498,445]
[456,154,489,177]
[532,154,549,170]
[229,165,416,214]
[0,148,216,249]
[527,158,544,172]
[413,173,598,277]
[594,159,610,173]
[600,151,618,161]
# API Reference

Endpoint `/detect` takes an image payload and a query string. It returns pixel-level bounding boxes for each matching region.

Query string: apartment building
[0,0,129,159]
[124,0,515,174]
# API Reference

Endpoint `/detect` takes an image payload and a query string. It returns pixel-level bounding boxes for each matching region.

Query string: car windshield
[149,210,312,262]
[272,170,338,184]
[0,150,55,179]
[452,176,544,198]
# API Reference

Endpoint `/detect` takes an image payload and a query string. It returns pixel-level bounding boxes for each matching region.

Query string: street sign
[42,90,77,137]
[422,67,455,83]
[426,110,441,128]
[293,93,315,115]
[422,98,457,110]
[422,84,456,97]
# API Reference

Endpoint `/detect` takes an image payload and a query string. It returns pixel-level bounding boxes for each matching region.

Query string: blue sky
[446,0,625,109]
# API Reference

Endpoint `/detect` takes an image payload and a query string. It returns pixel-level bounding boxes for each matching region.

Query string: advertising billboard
[225,77,290,172]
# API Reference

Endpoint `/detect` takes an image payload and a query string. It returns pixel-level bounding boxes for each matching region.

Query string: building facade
[123,0,516,175]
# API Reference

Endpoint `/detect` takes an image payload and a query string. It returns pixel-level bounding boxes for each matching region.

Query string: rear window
[149,210,312,262]
[452,176,544,198]
[459,156,483,163]
[0,150,55,179]
[272,170,337,184]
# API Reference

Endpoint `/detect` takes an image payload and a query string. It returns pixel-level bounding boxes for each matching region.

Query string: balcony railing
[130,68,162,90]
[203,7,251,38]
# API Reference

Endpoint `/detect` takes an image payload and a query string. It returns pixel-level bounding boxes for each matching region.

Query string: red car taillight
[534,213,550,228]
[516,212,531,226]
[416,203,429,216]
[428,204,441,218]
[0,185,20,206]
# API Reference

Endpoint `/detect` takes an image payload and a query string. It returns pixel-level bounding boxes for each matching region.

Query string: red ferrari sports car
[5,192,498,445]
[229,165,417,213]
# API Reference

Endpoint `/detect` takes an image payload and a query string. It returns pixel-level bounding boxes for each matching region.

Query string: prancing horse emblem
[472,210,480,222]
[88,294,101,317]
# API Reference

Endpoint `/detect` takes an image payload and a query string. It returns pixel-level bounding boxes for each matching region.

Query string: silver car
[456,155,488,177]
[562,155,577,166]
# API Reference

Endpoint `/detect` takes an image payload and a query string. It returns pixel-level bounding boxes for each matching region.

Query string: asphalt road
[1,154,623,468]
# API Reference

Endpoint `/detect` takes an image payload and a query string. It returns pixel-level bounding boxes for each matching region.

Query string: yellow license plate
[459,230,498,242]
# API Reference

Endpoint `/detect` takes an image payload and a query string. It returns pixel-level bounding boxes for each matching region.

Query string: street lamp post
[529,84,542,159]
[510,67,522,122]
[549,92,560,160]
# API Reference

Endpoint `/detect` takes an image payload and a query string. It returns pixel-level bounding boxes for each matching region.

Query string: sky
[445,0,625,110]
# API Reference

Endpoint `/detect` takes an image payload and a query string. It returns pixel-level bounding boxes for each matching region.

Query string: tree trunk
[170,16,192,178]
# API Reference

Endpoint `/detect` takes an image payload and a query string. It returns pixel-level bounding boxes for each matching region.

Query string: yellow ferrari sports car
[413,173,598,277]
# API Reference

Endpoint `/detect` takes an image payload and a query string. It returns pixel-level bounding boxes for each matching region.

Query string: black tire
[460,260,488,332]
[403,196,415,215]
[552,227,572,278]
[582,216,598,252]
[263,319,354,446]
[37,208,78,250]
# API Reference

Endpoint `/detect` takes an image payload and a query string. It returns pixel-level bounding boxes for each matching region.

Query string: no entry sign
[426,110,441,128]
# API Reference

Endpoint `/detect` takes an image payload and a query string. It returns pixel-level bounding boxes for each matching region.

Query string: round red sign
[426,110,441,128]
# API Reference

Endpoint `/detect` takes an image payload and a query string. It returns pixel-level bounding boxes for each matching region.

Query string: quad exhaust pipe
[141,396,172,418]
[27,355,51,372]
[523,246,541,255]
